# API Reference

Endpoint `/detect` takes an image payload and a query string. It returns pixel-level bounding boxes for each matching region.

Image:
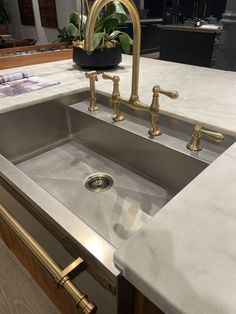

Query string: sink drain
[84,173,113,192]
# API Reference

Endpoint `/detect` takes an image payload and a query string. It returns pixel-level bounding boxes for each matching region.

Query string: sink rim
[0,91,232,278]
[0,154,120,276]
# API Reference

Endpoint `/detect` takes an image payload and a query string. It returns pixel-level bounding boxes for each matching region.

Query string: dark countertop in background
[159,24,221,33]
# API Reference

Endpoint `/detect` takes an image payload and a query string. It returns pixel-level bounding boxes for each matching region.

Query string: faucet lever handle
[102,72,120,98]
[200,127,224,143]
[85,71,98,81]
[153,85,179,99]
[187,125,224,152]
[102,72,120,83]
[102,72,114,81]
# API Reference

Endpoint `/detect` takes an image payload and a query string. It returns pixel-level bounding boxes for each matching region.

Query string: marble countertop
[1,55,236,136]
[115,142,236,314]
[1,55,236,314]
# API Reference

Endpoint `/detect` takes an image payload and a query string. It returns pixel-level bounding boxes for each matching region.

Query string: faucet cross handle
[149,85,179,137]
[102,72,124,122]
[85,71,99,112]
[187,125,224,152]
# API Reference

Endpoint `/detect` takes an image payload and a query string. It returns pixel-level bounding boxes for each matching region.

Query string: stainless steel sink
[0,92,233,249]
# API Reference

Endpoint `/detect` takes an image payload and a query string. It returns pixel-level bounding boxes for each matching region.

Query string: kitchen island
[0,55,236,314]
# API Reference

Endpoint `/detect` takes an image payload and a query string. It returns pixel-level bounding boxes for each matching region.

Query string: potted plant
[57,0,133,69]
[0,0,11,35]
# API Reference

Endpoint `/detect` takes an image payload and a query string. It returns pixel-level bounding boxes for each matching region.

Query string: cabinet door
[133,289,164,314]
[0,185,117,314]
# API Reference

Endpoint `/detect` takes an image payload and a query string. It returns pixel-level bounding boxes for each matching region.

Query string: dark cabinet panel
[160,29,217,67]
[17,0,35,26]
[38,0,58,28]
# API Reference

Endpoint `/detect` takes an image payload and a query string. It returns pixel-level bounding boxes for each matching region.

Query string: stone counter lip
[114,142,236,314]
[1,56,236,137]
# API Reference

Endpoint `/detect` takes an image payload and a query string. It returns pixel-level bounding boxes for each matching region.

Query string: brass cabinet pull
[0,203,96,314]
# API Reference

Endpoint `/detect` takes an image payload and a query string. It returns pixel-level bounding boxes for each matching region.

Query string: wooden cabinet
[133,290,164,314]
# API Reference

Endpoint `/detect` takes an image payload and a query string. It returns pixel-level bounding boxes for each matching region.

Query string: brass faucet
[85,71,99,112]
[187,125,224,152]
[102,73,178,135]
[84,0,179,136]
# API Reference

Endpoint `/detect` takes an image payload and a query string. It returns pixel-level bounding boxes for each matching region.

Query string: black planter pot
[73,46,122,69]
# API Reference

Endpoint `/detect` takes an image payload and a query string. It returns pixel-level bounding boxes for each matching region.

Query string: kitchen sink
[0,92,233,248]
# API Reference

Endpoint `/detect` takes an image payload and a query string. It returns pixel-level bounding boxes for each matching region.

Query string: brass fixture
[102,72,179,136]
[0,203,96,314]
[85,0,141,101]
[187,125,224,152]
[58,257,86,287]
[85,0,179,136]
[85,71,99,112]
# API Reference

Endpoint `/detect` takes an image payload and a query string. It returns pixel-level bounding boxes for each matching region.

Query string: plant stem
[85,0,90,14]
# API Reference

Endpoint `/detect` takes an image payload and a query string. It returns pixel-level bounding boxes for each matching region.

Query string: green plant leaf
[103,18,119,33]
[109,30,122,40]
[119,33,131,54]
[70,12,79,27]
[94,1,126,33]
[67,23,78,35]
[95,10,115,32]
[93,32,104,50]
[57,28,64,35]
[112,1,128,23]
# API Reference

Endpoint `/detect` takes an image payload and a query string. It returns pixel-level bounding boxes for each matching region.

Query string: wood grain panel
[0,49,72,69]
[0,219,88,314]
[0,230,59,314]
[0,43,70,55]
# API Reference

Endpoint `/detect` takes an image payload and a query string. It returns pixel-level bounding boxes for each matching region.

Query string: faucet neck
[84,0,141,100]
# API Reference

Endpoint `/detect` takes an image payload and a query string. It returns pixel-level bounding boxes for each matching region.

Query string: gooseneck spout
[84,0,141,102]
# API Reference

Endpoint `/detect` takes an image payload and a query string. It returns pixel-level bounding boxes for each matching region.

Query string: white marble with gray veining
[1,55,236,136]
[114,142,236,314]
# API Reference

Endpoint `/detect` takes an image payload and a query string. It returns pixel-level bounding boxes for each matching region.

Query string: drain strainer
[84,173,113,192]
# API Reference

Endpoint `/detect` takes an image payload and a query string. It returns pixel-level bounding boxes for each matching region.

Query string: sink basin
[0,92,233,248]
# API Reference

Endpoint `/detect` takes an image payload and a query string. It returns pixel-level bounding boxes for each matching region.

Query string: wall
[7,0,77,44]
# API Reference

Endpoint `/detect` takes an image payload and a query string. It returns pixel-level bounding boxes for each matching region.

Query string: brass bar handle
[0,203,96,314]
[85,71,99,112]
[201,128,224,142]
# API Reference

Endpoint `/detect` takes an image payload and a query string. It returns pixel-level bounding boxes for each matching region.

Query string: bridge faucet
[84,0,179,136]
